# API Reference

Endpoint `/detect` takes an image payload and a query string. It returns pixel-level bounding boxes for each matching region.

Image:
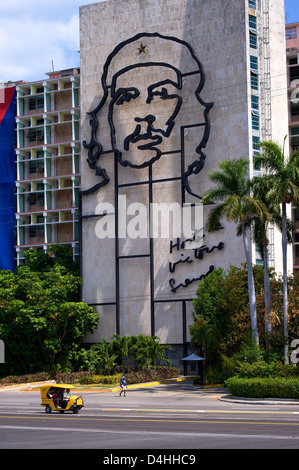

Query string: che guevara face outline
[108,63,183,169]
[82,32,213,197]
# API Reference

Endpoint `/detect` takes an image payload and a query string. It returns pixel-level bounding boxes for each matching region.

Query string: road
[0,382,299,452]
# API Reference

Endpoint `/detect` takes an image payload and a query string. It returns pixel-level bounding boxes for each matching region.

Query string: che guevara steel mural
[81,32,223,336]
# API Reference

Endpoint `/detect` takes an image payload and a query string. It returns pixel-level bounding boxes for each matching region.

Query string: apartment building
[0,0,293,364]
[79,0,290,352]
[286,22,299,270]
[14,68,80,265]
[9,5,294,284]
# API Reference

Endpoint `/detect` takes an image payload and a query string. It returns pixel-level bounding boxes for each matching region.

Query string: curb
[110,380,225,393]
[0,380,55,392]
[111,376,199,392]
[219,395,299,406]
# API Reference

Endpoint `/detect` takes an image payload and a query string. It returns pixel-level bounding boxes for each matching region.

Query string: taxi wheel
[72,408,79,414]
[45,405,52,414]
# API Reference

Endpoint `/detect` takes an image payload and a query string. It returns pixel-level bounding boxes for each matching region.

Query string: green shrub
[55,371,94,384]
[0,372,50,386]
[79,374,121,385]
[225,376,299,399]
[193,377,201,385]
[124,366,180,385]
[236,361,299,379]
[0,371,95,386]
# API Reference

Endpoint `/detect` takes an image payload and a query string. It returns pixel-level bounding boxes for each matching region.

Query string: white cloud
[0,0,297,83]
[0,1,102,82]
[0,14,80,82]
[0,1,100,21]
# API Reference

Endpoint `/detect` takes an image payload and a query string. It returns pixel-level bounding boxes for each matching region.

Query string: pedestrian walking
[119,375,126,397]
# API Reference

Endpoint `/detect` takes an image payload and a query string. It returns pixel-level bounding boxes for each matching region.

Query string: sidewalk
[1,378,299,405]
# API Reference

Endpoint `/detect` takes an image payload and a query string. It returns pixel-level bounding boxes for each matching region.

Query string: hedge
[0,372,50,386]
[235,362,299,379]
[225,376,299,399]
[79,374,121,385]
[0,366,180,387]
[124,366,180,385]
[79,367,180,386]
[0,371,94,386]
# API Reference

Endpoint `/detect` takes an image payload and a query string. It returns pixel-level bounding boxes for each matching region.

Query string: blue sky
[285,0,299,23]
[0,0,101,83]
[0,0,298,83]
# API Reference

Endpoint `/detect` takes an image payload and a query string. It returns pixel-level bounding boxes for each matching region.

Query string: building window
[28,128,44,142]
[249,15,257,30]
[291,104,299,117]
[251,73,258,91]
[250,31,257,49]
[252,113,259,130]
[286,27,297,40]
[290,66,299,81]
[254,160,261,171]
[28,194,44,206]
[250,55,258,72]
[253,135,260,151]
[29,96,44,111]
[249,0,256,9]
[29,225,44,238]
[29,160,44,174]
[251,95,259,110]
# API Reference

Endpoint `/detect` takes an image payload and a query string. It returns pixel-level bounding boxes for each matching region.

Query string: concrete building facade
[286,22,299,270]
[79,0,290,355]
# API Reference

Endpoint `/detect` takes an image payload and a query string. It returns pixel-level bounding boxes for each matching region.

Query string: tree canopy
[0,247,98,377]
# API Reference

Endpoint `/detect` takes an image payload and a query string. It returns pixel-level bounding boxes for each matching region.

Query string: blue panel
[0,88,15,271]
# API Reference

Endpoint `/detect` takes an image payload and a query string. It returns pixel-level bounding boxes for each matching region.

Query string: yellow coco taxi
[40,384,84,414]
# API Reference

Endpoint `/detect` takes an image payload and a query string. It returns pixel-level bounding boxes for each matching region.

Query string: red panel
[0,87,15,125]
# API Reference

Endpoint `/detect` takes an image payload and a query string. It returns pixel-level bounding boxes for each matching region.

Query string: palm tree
[202,158,271,346]
[254,139,299,363]
[251,179,294,348]
[249,184,273,345]
[110,334,134,368]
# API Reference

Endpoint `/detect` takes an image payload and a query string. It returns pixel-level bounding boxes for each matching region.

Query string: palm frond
[205,203,225,232]
[254,140,284,174]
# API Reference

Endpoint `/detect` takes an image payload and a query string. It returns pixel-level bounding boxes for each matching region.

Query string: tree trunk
[242,223,259,346]
[263,241,272,347]
[281,202,289,364]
